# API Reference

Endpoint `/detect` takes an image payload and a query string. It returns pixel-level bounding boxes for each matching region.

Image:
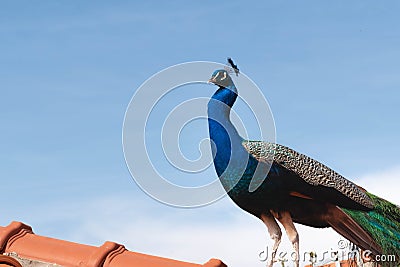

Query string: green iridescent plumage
[343,193,400,265]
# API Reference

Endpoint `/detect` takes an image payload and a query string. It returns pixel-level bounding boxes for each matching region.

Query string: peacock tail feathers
[343,192,400,263]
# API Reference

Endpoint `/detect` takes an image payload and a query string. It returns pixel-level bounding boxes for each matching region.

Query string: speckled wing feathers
[242,141,374,209]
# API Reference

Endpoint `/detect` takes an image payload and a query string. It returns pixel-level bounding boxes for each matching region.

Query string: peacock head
[208,69,235,89]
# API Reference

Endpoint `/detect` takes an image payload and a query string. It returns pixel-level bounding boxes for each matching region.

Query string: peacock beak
[208,78,216,83]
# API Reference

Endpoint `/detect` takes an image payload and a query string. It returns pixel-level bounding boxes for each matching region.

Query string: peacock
[206,60,400,267]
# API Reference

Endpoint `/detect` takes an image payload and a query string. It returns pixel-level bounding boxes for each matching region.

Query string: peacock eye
[214,72,220,79]
[220,71,227,80]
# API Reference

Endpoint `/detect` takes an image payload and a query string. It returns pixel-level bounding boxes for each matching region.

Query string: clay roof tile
[0,221,226,267]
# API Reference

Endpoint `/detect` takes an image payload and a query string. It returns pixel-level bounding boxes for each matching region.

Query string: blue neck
[207,84,272,195]
[208,85,238,112]
[207,85,247,180]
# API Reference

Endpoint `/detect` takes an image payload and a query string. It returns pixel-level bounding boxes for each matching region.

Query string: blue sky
[1,1,400,266]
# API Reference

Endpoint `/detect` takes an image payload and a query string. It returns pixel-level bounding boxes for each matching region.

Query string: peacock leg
[272,210,300,267]
[260,212,282,267]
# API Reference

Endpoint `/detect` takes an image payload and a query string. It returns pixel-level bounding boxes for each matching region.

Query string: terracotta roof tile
[0,221,226,267]
[0,255,22,267]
